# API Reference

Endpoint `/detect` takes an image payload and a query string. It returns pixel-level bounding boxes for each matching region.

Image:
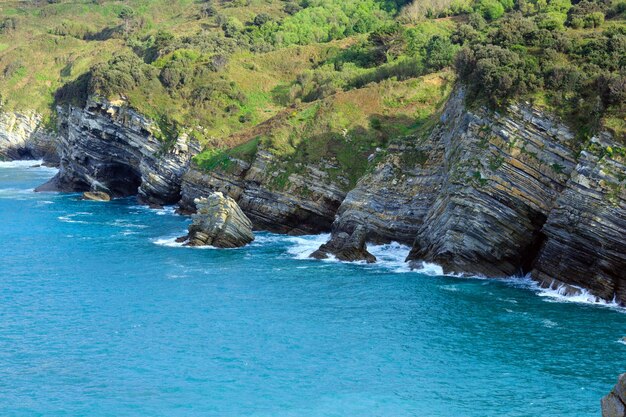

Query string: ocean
[1,161,624,416]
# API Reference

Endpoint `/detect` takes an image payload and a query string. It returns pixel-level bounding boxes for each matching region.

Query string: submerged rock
[602,374,626,417]
[310,225,376,263]
[185,192,254,248]
[82,191,111,202]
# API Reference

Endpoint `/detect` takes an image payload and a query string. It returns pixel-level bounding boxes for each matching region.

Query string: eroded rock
[184,192,254,248]
[602,374,626,417]
[310,225,376,263]
[82,191,111,202]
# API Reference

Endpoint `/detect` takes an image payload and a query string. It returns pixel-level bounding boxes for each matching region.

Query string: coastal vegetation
[0,0,624,173]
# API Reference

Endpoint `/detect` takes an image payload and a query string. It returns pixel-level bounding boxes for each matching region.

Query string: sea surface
[1,161,625,417]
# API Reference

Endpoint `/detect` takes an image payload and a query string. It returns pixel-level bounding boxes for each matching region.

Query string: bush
[477,0,505,20]
[425,35,458,69]
[89,53,158,97]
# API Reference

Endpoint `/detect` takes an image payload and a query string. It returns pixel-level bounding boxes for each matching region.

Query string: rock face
[0,111,58,164]
[185,193,254,248]
[310,225,376,263]
[38,97,199,205]
[531,132,626,303]
[180,148,346,235]
[602,374,626,417]
[320,88,626,304]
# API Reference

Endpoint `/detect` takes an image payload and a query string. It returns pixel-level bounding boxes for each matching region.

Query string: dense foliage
[0,0,624,145]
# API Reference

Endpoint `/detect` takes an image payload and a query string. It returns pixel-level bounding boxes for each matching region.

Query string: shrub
[425,35,458,69]
[477,0,505,20]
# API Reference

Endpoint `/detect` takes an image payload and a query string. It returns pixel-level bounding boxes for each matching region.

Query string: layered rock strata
[180,149,346,235]
[38,97,199,205]
[531,132,626,302]
[320,88,626,304]
[0,111,58,164]
[184,193,254,248]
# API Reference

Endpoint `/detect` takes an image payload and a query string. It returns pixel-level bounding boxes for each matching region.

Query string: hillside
[1,0,624,149]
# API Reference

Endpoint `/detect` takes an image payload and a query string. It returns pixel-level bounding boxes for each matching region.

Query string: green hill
[0,0,624,160]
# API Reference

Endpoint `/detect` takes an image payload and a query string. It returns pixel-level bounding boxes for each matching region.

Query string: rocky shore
[0,111,58,165]
[3,87,624,306]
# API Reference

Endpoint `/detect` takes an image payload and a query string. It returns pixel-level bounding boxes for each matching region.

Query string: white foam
[508,276,625,312]
[0,160,58,173]
[284,234,330,260]
[108,219,147,229]
[58,215,88,224]
[151,232,219,250]
[542,319,558,328]
[618,339,626,346]
[152,235,186,248]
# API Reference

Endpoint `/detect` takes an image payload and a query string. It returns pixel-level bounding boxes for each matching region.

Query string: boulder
[311,225,376,263]
[602,374,626,417]
[184,192,254,248]
[82,191,111,202]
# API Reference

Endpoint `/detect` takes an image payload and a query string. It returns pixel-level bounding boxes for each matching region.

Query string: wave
[151,232,218,250]
[152,235,186,248]
[279,233,626,313]
[618,339,626,346]
[58,215,89,224]
[0,160,58,173]
[507,276,625,312]
[284,234,330,260]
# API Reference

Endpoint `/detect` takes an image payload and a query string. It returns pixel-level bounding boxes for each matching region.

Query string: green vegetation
[0,0,623,188]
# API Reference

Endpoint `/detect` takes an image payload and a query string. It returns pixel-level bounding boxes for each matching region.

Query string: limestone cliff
[180,148,346,235]
[320,88,626,304]
[32,88,625,305]
[38,97,199,204]
[0,111,58,164]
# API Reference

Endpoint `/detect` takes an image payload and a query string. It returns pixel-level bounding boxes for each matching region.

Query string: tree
[425,35,457,69]
[118,6,136,34]
[477,0,505,20]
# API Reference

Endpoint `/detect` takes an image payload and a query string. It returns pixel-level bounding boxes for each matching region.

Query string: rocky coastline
[1,88,624,307]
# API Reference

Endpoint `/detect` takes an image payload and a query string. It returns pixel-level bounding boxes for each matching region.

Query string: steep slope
[38,97,199,205]
[320,88,626,304]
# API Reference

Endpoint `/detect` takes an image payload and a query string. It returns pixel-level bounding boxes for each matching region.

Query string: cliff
[33,88,626,305]
[37,97,199,205]
[320,88,626,304]
[0,111,58,164]
[180,148,346,235]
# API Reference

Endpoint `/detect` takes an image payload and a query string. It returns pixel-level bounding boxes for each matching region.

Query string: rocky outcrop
[319,87,626,304]
[310,225,376,263]
[37,97,199,205]
[180,148,346,235]
[407,91,578,278]
[184,193,254,248]
[0,111,58,164]
[82,191,111,202]
[532,132,626,302]
[602,374,626,417]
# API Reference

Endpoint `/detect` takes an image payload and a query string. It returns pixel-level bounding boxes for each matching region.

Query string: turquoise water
[1,161,625,417]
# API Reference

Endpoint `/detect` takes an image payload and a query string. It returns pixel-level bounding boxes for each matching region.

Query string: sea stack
[310,225,376,263]
[184,192,254,248]
[602,373,626,417]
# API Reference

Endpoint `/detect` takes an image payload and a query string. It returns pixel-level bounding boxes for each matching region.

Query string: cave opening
[519,211,549,275]
[98,163,142,197]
